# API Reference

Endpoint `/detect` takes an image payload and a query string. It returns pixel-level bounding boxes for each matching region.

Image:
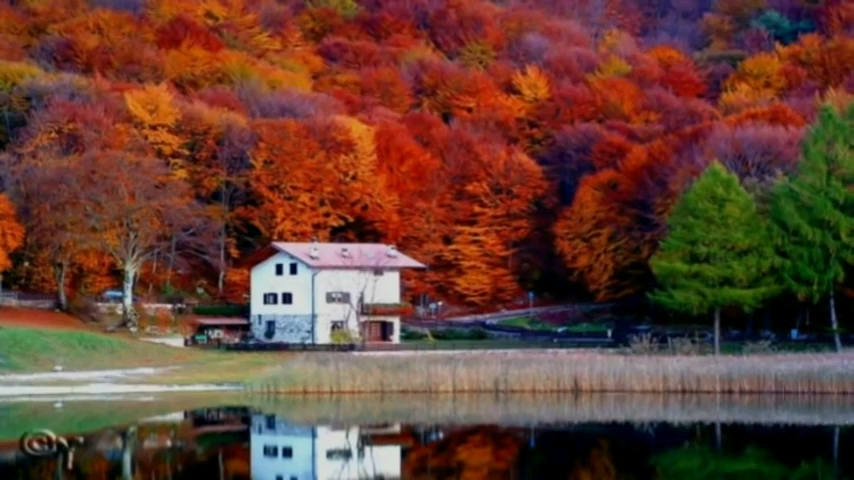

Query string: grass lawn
[496,317,612,334]
[496,316,558,331]
[0,327,285,384]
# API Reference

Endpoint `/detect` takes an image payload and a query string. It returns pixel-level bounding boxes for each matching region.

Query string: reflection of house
[250,414,402,480]
[241,242,425,345]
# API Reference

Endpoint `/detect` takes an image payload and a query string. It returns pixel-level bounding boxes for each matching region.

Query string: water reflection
[0,403,850,479]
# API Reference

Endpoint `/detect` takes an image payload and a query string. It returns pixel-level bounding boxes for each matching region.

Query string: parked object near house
[240,242,426,346]
[184,317,251,346]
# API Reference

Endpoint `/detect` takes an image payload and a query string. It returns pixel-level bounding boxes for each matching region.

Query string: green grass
[562,322,612,333]
[0,327,284,383]
[496,316,557,331]
[496,317,612,334]
[0,327,194,371]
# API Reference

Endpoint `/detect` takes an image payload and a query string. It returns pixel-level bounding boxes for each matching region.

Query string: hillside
[0,0,852,309]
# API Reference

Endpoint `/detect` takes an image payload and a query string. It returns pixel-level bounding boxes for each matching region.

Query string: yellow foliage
[124,84,181,128]
[220,52,313,91]
[0,60,43,92]
[595,55,633,78]
[820,87,854,114]
[511,65,551,103]
[306,0,361,19]
[164,46,226,89]
[724,53,785,95]
[458,41,495,69]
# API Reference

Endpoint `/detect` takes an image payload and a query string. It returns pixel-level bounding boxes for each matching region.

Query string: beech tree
[61,152,200,327]
[769,105,854,353]
[649,162,778,355]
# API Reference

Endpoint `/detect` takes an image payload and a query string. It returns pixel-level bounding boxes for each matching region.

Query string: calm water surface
[0,394,851,479]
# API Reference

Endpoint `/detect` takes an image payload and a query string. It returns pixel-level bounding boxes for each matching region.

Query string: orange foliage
[0,195,25,272]
[403,427,522,480]
[0,0,849,308]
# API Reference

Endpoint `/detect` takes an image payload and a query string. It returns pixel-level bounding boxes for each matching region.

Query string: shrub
[628,333,659,355]
[429,328,490,341]
[192,305,248,317]
[401,327,428,341]
[330,329,357,345]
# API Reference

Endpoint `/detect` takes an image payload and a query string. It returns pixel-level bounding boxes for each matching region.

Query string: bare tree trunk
[830,290,843,353]
[218,448,224,480]
[833,426,839,479]
[217,224,227,295]
[122,267,138,328]
[54,261,68,311]
[166,236,177,289]
[715,422,722,452]
[121,426,136,480]
[713,307,721,356]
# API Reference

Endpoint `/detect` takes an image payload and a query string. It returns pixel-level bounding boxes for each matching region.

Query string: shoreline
[0,382,242,397]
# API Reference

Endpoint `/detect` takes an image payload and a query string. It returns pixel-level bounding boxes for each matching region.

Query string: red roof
[239,242,426,270]
[194,318,249,326]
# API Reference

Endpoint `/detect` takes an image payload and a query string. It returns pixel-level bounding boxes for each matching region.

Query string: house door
[361,321,393,342]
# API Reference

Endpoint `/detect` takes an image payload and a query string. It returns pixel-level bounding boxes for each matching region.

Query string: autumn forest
[0,0,853,313]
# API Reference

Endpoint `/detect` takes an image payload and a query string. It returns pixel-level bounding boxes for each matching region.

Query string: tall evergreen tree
[770,105,854,353]
[650,162,778,355]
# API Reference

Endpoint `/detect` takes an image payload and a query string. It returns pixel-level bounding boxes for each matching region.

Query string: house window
[275,263,284,276]
[263,293,278,305]
[373,269,384,276]
[289,262,298,275]
[276,476,283,480]
[266,415,276,430]
[331,321,345,332]
[326,292,351,304]
[281,446,293,458]
[326,449,352,460]
[263,445,278,458]
[281,292,293,304]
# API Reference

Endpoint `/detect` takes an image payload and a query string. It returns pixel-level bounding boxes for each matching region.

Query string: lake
[0,393,851,479]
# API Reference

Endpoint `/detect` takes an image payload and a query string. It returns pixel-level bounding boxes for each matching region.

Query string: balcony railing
[360,302,414,316]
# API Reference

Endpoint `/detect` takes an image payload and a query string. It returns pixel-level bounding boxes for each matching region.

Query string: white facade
[247,243,424,344]
[250,414,402,480]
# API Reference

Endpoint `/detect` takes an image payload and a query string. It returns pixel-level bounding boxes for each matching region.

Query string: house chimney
[340,246,351,258]
[386,245,398,258]
[309,247,320,259]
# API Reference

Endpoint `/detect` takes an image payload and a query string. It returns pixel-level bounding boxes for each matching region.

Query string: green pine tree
[649,161,779,355]
[769,104,854,353]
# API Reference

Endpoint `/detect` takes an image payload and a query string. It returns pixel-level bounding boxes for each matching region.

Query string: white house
[250,413,403,480]
[241,242,426,344]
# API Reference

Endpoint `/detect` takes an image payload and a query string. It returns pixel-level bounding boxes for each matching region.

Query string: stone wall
[252,314,314,343]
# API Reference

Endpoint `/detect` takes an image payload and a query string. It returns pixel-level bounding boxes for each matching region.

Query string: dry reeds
[241,393,854,426]
[248,351,854,395]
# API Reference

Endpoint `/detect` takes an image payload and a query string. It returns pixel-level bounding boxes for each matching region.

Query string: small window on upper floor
[289,262,298,275]
[275,263,284,276]
[326,292,351,304]
[373,269,384,276]
[281,292,293,304]
[263,293,278,305]
[281,446,293,458]
[263,445,278,458]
